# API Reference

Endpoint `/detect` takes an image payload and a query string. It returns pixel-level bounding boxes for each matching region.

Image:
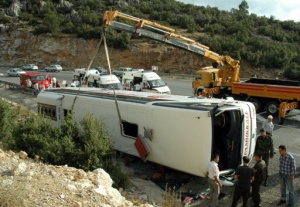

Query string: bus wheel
[266,101,279,116]
[249,98,261,113]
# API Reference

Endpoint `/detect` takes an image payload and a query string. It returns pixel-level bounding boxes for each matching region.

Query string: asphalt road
[0,68,192,95]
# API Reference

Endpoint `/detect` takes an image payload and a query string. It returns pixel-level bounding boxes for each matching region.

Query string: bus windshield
[100,83,123,90]
[31,75,45,81]
[148,79,166,88]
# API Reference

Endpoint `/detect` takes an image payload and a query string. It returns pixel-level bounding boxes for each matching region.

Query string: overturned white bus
[37,88,256,185]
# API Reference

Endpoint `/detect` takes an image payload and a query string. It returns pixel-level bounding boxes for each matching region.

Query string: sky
[178,0,300,22]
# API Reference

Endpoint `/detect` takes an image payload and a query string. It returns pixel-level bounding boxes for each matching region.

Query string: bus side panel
[71,97,212,177]
[71,98,141,157]
[146,106,212,177]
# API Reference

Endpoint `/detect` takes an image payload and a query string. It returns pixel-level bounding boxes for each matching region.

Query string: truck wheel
[266,101,279,116]
[196,89,203,96]
[249,98,261,113]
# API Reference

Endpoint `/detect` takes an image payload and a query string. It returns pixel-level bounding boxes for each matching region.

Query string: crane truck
[102,10,300,123]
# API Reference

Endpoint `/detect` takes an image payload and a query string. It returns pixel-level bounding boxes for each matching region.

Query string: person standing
[27,78,32,88]
[231,156,254,207]
[251,153,266,207]
[134,82,142,91]
[208,154,222,207]
[277,145,296,207]
[255,128,274,186]
[262,115,274,136]
[52,76,57,88]
[34,82,39,96]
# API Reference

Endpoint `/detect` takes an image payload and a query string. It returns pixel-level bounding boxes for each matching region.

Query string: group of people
[208,115,297,207]
[25,76,59,96]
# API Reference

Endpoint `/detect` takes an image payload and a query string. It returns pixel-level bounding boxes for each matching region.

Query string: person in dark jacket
[251,153,266,207]
[231,156,254,207]
[254,128,274,186]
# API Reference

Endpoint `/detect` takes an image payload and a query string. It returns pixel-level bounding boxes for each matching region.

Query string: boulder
[12,162,27,176]
[6,0,21,17]
[18,151,28,160]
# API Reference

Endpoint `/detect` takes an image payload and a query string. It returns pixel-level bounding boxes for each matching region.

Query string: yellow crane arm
[102,10,240,84]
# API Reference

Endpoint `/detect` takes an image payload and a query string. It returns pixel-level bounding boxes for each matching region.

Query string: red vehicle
[20,72,52,89]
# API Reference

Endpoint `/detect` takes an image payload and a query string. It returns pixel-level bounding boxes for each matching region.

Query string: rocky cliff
[0,30,281,78]
[0,30,202,73]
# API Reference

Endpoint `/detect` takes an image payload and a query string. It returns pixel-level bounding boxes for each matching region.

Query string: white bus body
[122,71,171,94]
[37,88,256,185]
[87,74,123,90]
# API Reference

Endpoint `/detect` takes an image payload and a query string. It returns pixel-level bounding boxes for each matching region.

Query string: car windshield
[16,69,23,71]
[148,79,166,88]
[31,75,45,81]
[100,83,123,90]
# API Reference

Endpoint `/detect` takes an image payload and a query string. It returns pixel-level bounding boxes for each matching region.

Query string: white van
[88,73,123,90]
[122,71,171,94]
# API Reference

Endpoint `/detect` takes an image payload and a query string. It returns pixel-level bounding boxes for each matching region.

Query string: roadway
[0,68,192,95]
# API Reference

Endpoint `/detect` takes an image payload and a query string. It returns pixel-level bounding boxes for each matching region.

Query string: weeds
[162,184,182,207]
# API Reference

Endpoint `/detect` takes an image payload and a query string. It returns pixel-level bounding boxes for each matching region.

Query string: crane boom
[102,10,240,85]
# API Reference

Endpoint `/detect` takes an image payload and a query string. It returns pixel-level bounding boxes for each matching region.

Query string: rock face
[0,30,202,73]
[0,30,264,77]
[0,148,155,207]
[5,0,22,17]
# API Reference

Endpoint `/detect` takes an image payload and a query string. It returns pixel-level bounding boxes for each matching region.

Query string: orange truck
[193,69,300,123]
[231,78,300,120]
[20,72,52,89]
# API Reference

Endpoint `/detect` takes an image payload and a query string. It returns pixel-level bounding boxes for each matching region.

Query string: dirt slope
[0,31,282,78]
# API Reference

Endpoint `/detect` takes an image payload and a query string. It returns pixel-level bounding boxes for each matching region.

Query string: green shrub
[0,100,129,189]
[18,12,34,21]
[104,159,130,189]
[0,13,12,24]
[283,62,300,80]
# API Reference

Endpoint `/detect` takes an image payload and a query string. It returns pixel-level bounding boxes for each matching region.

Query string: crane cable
[71,31,123,124]
[103,31,123,122]
[71,36,104,111]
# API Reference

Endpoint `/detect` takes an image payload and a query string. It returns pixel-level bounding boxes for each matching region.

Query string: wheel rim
[268,103,278,114]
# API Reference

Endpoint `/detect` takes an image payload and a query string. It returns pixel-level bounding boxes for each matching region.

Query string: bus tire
[266,101,279,116]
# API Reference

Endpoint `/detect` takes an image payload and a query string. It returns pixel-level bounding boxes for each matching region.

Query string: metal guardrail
[0,79,22,89]
[0,79,36,95]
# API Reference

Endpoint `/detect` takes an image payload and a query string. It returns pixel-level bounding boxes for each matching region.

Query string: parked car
[7,68,26,77]
[45,65,63,72]
[112,67,133,78]
[22,64,38,71]
[94,66,107,73]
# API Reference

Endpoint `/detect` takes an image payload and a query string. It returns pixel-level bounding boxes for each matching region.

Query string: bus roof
[42,87,239,109]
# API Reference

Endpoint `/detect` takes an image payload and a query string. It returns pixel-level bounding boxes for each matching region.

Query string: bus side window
[38,103,57,121]
[121,121,138,138]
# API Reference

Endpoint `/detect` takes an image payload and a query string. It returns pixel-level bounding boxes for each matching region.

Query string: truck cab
[87,74,123,90]
[193,67,221,95]
[122,71,171,94]
[20,72,51,89]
